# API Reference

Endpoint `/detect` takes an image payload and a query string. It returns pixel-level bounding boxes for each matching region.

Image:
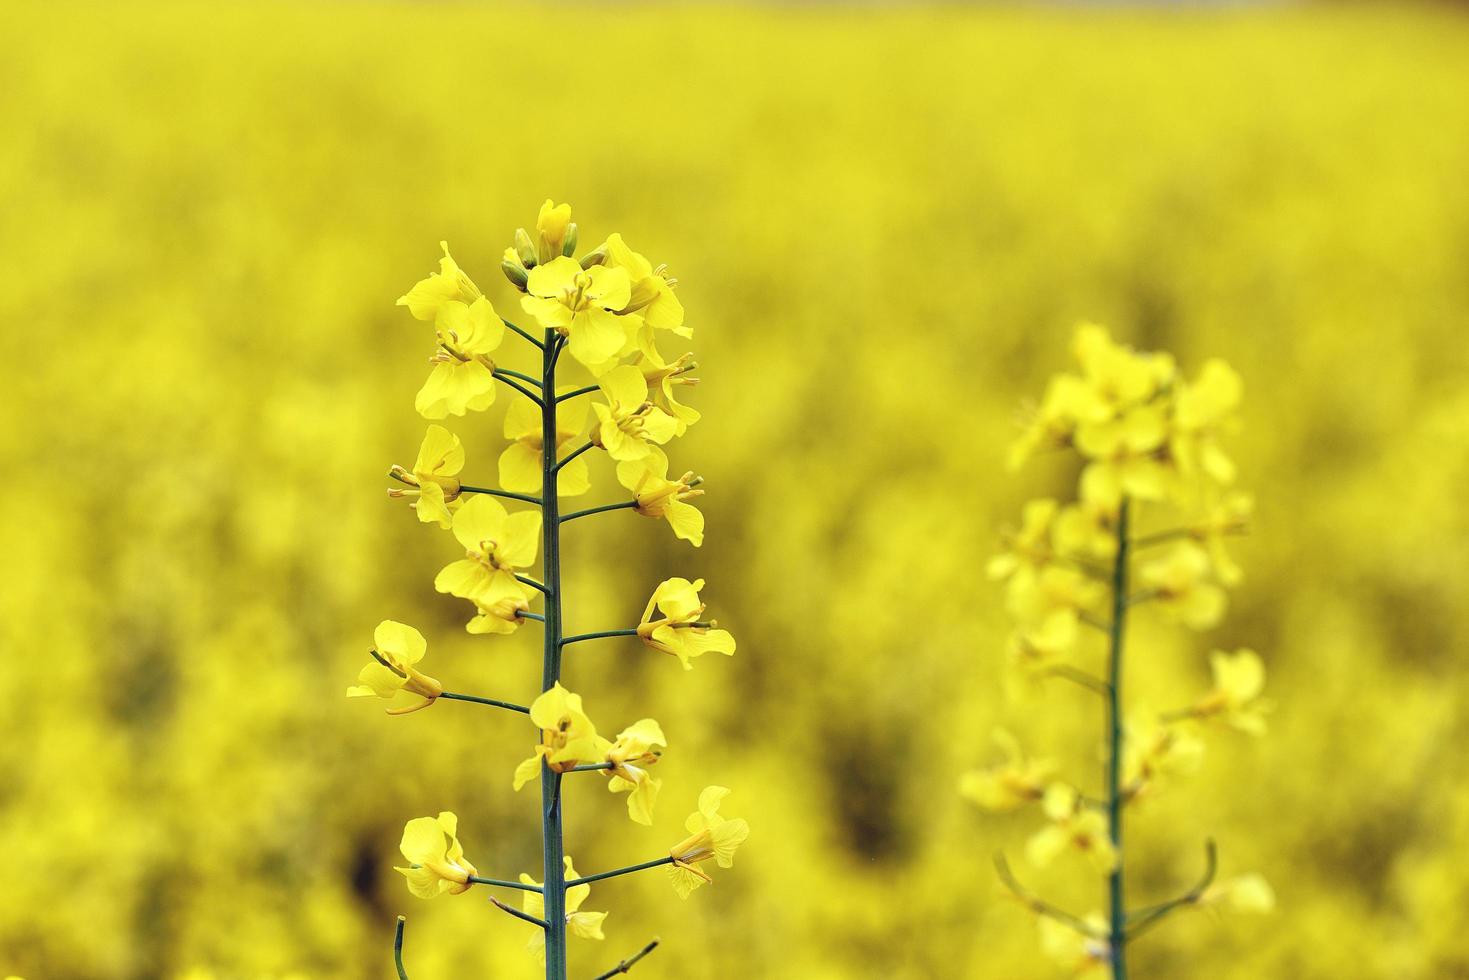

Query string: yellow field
[3,2,1469,977]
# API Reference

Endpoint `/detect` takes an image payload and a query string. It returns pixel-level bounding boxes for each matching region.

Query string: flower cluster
[967,325,1273,975]
[355,202,747,979]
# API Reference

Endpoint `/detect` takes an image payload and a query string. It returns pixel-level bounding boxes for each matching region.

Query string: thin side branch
[516,573,552,596]
[553,440,596,473]
[1040,664,1112,697]
[518,610,546,623]
[561,628,639,648]
[1125,839,1218,940]
[502,317,545,350]
[569,762,615,773]
[494,371,545,407]
[459,484,543,506]
[469,874,544,894]
[439,691,531,715]
[994,853,1107,939]
[491,896,548,930]
[555,383,600,403]
[561,500,638,524]
[495,367,544,387]
[592,939,661,979]
[565,856,675,889]
[394,915,409,980]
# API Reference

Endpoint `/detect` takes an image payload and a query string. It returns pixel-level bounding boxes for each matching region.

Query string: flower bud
[514,228,537,268]
[501,257,528,290]
[562,222,579,258]
[579,245,608,269]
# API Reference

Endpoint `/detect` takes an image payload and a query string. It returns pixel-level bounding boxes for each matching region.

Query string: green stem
[503,317,545,350]
[491,896,549,930]
[554,440,596,473]
[438,691,530,715]
[496,367,544,387]
[459,484,543,506]
[592,939,661,979]
[560,628,639,648]
[517,573,552,596]
[561,500,638,524]
[468,874,544,893]
[1106,498,1132,979]
[565,856,675,889]
[539,327,569,980]
[555,383,600,403]
[393,916,409,980]
[495,370,545,407]
[569,762,615,773]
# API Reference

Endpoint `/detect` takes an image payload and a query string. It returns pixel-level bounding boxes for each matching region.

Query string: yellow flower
[1037,916,1111,976]
[636,347,700,436]
[1138,542,1226,630]
[1008,372,1108,471]
[1200,873,1276,914]
[387,424,465,529]
[602,232,688,345]
[535,199,576,264]
[988,498,1059,591]
[434,496,541,614]
[521,857,607,962]
[1006,565,1104,656]
[1026,783,1117,874]
[346,620,442,716]
[522,257,637,374]
[415,296,506,419]
[498,391,591,498]
[1121,712,1203,800]
[598,718,666,825]
[513,683,603,789]
[590,365,679,461]
[395,811,477,899]
[616,453,705,547]
[397,241,481,322]
[668,786,749,898]
[397,243,507,418]
[1072,322,1174,411]
[466,576,532,636]
[1076,403,1173,509]
[1189,649,1270,735]
[959,729,1055,812]
[1171,358,1242,485]
[1191,491,1252,586]
[636,577,735,670]
[1053,498,1119,561]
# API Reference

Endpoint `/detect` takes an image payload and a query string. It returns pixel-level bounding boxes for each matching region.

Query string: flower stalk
[967,324,1274,976]
[539,327,570,979]
[1105,499,1130,979]
[363,203,747,978]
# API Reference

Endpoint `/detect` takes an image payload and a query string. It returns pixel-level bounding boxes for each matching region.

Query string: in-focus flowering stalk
[965,325,1274,978]
[356,202,746,980]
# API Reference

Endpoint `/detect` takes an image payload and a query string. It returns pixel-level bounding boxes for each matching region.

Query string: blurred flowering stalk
[350,202,747,979]
[965,326,1275,977]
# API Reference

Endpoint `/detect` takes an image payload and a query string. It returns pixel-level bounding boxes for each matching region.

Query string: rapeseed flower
[636,577,735,670]
[667,786,749,898]
[395,811,477,899]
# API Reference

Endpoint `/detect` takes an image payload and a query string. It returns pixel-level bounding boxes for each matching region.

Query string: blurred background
[3,1,1469,977]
